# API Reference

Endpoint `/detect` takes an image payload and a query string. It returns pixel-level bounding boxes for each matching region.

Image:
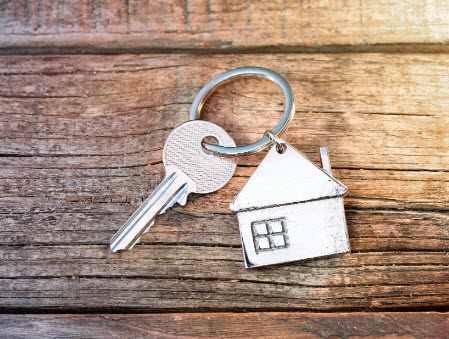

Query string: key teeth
[143,220,155,233]
[160,205,171,215]
[175,190,189,206]
[160,189,189,214]
[178,194,188,206]
[129,238,140,250]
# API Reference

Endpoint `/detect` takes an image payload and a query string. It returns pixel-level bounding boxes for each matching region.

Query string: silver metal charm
[189,67,351,268]
[230,141,350,268]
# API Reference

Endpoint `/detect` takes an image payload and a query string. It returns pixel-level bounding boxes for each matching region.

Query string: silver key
[110,120,236,252]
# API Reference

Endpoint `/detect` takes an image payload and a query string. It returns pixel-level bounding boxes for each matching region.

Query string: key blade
[110,169,193,252]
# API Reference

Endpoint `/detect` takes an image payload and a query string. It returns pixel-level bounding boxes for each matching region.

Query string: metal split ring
[264,130,286,154]
[189,67,295,158]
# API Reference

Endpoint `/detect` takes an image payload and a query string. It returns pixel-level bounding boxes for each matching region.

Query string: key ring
[189,67,295,158]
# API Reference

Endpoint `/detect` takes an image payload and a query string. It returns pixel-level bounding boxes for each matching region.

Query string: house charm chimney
[231,142,350,268]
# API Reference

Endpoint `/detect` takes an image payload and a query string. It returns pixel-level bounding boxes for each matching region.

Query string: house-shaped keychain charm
[231,142,350,268]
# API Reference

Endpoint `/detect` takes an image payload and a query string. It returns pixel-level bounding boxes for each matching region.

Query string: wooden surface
[2,0,449,53]
[1,313,448,338]
[1,1,449,338]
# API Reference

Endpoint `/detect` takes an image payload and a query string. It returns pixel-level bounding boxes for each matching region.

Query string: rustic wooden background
[1,1,448,337]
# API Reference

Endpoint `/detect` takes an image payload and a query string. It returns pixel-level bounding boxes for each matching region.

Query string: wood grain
[0,53,448,311]
[1,1,449,53]
[1,247,448,310]
[1,312,447,338]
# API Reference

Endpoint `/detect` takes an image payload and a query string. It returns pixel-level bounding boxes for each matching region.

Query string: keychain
[111,67,350,269]
[189,67,350,268]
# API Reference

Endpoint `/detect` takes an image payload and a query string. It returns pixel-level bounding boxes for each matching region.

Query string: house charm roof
[230,141,348,212]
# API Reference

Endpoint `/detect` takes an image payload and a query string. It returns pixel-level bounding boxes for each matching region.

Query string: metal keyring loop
[189,67,295,157]
[264,130,286,154]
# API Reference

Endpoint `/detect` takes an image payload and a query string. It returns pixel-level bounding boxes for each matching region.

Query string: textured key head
[163,120,237,194]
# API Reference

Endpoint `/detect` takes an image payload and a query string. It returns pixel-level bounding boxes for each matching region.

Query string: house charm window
[252,218,289,253]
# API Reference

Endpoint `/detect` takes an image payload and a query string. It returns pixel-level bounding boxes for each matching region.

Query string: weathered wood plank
[2,166,448,211]
[1,1,449,52]
[0,312,447,338]
[0,244,448,310]
[2,246,448,284]
[3,54,449,118]
[1,276,448,311]
[2,207,448,251]
[1,54,448,169]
